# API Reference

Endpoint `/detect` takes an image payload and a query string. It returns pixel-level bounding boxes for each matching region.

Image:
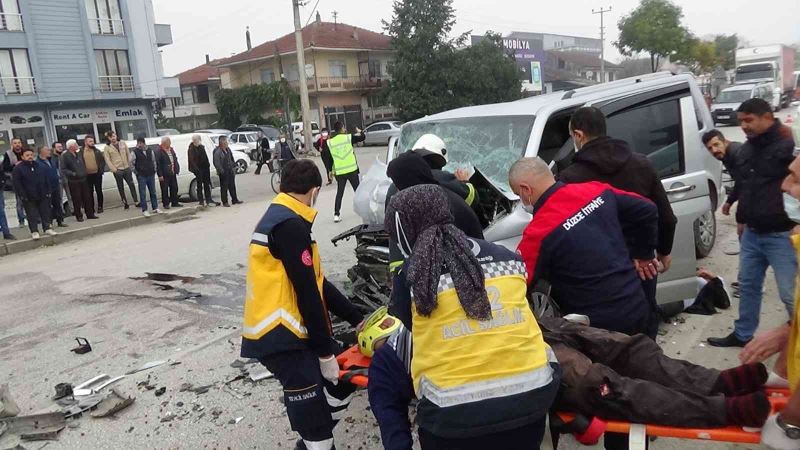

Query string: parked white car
[363,121,403,146]
[195,128,233,135]
[207,133,249,155]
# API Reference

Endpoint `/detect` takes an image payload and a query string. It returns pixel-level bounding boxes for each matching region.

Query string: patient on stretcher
[365,315,772,450]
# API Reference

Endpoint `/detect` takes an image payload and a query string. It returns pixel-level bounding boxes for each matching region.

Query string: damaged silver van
[387,72,722,304]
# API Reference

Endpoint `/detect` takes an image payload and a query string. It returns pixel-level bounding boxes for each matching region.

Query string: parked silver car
[363,121,403,146]
[389,72,722,305]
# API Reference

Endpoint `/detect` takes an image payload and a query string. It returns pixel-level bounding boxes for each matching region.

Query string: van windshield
[716,90,752,104]
[396,115,534,193]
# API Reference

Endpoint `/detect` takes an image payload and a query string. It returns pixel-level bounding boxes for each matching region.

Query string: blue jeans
[15,192,25,223]
[734,228,797,340]
[137,175,158,212]
[0,191,10,236]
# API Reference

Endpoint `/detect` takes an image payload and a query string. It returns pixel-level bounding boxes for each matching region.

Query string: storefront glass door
[114,119,148,141]
[11,126,46,151]
[55,123,94,147]
[96,122,113,143]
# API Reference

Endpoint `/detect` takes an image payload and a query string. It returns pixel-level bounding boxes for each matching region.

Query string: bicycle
[270,159,287,194]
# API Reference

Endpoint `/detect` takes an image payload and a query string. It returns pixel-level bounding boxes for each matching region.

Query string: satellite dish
[305,64,315,77]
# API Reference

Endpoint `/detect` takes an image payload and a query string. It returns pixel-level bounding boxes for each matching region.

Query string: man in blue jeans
[708,98,797,347]
[131,137,161,217]
[0,175,16,240]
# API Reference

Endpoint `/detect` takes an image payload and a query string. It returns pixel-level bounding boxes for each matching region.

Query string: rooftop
[176,60,222,86]
[216,21,392,67]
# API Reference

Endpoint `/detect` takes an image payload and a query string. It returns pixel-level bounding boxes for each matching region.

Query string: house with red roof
[161,56,222,131]
[214,15,395,130]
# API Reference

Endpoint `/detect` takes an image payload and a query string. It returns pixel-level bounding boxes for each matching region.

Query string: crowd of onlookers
[0,132,246,241]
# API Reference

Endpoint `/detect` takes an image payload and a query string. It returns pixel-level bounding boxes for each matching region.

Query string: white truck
[735,45,796,110]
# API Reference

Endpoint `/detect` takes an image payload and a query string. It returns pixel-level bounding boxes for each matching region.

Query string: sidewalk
[1,191,200,257]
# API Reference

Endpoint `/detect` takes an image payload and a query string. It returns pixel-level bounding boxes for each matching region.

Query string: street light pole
[592,6,612,83]
[292,0,313,152]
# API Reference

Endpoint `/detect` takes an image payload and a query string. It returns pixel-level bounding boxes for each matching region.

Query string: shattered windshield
[396,115,535,193]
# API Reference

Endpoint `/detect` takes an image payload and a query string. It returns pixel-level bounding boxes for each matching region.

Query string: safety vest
[410,239,556,437]
[328,133,358,175]
[240,193,326,358]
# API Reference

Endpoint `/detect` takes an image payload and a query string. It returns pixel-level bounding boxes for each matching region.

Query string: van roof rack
[561,71,676,101]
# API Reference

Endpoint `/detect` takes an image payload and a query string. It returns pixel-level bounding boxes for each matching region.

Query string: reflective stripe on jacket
[241,193,325,356]
[328,133,358,175]
[410,238,557,438]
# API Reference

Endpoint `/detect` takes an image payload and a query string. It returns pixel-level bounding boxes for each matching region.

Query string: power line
[304,0,321,26]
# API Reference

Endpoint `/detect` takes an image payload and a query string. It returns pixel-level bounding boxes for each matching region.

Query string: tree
[384,0,520,121]
[615,0,692,72]
[674,38,717,74]
[214,80,299,131]
[713,34,738,70]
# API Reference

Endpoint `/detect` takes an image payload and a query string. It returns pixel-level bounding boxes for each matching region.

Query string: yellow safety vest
[787,234,800,392]
[241,193,326,356]
[411,258,553,406]
[328,133,358,175]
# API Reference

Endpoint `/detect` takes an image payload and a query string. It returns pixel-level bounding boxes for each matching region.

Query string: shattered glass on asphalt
[396,115,535,193]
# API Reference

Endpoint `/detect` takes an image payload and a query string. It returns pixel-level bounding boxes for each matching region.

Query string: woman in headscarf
[384,184,560,450]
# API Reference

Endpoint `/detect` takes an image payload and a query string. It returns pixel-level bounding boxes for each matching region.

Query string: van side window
[606,99,684,179]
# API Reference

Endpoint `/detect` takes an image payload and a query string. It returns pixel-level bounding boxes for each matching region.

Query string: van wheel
[694,211,716,258]
[235,160,248,174]
[188,179,198,202]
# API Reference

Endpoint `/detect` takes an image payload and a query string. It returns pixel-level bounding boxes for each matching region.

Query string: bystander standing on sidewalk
[131,137,160,217]
[82,135,106,214]
[12,148,55,240]
[188,134,217,207]
[0,173,16,240]
[103,131,139,210]
[213,135,241,207]
[52,142,72,217]
[156,136,182,209]
[37,146,66,228]
[60,139,96,222]
[709,98,798,348]
[3,137,27,227]
[313,128,333,185]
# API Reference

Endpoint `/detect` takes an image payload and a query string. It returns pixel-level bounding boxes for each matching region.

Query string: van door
[597,85,710,304]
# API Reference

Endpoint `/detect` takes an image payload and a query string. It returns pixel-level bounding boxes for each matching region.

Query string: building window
[260,68,274,84]
[195,84,209,103]
[0,0,23,31]
[329,60,347,78]
[286,64,299,82]
[0,49,34,94]
[95,49,133,91]
[367,94,388,108]
[368,60,383,78]
[178,85,211,105]
[181,86,194,105]
[85,0,123,35]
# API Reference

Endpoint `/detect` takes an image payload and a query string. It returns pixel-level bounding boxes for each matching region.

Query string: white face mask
[322,132,329,138]
[311,188,320,208]
[522,201,534,214]
[784,193,800,223]
[280,138,286,143]
[573,139,580,154]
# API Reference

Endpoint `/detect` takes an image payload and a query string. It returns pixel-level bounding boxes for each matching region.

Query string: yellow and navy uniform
[241,193,362,358]
[390,238,560,439]
[787,233,800,392]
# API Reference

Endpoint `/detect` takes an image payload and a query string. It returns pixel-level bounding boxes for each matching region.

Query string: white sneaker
[333,214,341,223]
[143,211,151,217]
[154,209,163,214]
[31,232,40,240]
[45,229,57,236]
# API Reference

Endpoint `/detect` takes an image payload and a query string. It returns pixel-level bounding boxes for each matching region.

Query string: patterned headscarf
[385,185,491,320]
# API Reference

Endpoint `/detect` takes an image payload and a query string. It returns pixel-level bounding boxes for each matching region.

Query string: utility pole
[292,0,313,153]
[592,6,612,83]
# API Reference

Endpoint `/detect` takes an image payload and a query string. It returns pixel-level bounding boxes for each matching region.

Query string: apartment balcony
[289,75,390,92]
[0,76,35,95]
[0,13,23,32]
[89,18,124,36]
[99,75,134,92]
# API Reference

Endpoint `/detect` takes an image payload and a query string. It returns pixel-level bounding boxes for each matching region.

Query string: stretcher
[336,345,791,449]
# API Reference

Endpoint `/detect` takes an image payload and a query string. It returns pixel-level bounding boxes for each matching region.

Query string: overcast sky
[154,0,800,76]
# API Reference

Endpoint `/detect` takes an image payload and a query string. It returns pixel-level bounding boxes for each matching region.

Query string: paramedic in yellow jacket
[384,184,561,450]
[241,159,364,450]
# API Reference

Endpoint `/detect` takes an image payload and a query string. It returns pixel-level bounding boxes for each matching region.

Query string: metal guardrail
[0,77,35,95]
[0,13,23,31]
[98,75,134,92]
[89,17,124,35]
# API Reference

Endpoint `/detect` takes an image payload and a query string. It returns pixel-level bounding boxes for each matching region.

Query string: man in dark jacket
[254,132,272,175]
[0,172,14,239]
[156,136,182,209]
[12,148,54,239]
[510,157,659,335]
[60,139,96,221]
[37,146,66,228]
[410,133,480,217]
[703,129,745,236]
[3,138,27,227]
[188,135,217,207]
[213,135,241,207]
[385,151,484,273]
[52,142,72,217]
[131,137,160,216]
[709,99,797,347]
[559,106,677,338]
[313,128,333,185]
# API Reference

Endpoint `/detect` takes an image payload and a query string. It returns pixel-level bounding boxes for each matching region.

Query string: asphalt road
[0,107,797,449]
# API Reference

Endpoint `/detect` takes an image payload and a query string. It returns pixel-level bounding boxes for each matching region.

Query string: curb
[0,206,199,257]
